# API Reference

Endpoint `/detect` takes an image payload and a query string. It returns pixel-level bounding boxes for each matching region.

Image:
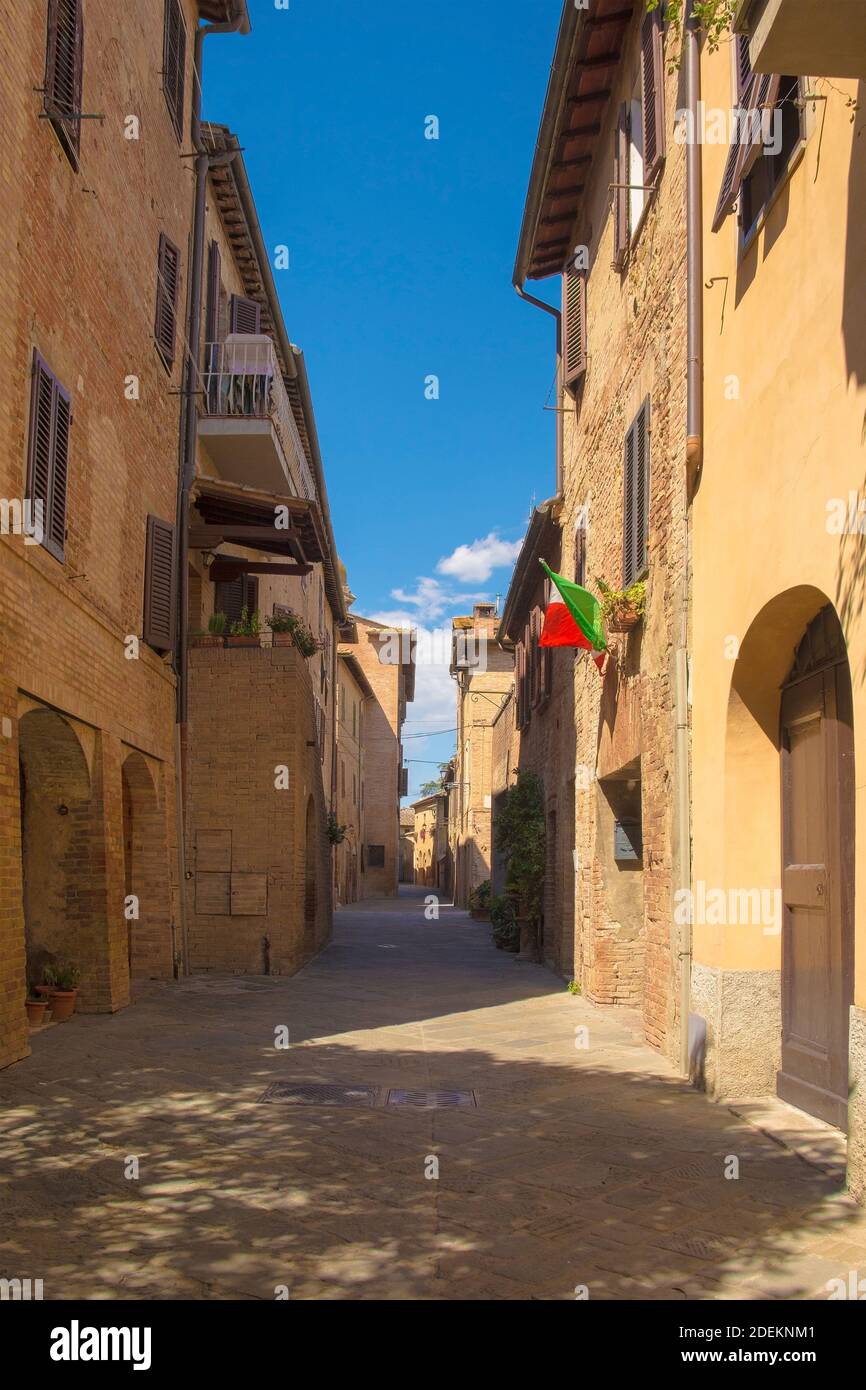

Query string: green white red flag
[539,560,607,671]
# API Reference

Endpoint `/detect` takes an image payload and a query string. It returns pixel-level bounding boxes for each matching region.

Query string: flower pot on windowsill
[606,608,641,634]
[191,634,225,648]
[271,632,295,647]
[226,634,261,648]
[48,989,78,1022]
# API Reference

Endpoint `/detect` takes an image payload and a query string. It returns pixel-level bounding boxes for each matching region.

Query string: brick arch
[122,751,173,981]
[18,707,94,991]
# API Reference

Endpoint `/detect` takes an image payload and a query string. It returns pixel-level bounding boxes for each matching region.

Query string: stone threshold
[727,1095,847,1185]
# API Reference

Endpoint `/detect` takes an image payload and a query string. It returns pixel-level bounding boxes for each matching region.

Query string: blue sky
[205,0,561,798]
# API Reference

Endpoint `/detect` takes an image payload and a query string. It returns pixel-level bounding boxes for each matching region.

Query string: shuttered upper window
[215,575,258,627]
[640,7,666,185]
[154,233,181,371]
[562,266,587,393]
[26,351,71,563]
[44,0,84,169]
[162,0,187,142]
[143,515,176,652]
[612,103,629,270]
[623,398,650,590]
[230,294,262,335]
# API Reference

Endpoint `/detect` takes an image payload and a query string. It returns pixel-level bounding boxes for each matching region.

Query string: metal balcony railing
[201,336,317,502]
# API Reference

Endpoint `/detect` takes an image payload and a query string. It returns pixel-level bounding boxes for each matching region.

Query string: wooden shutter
[215,575,257,626]
[230,295,262,335]
[640,7,666,184]
[205,241,221,345]
[575,520,587,587]
[143,515,176,652]
[735,32,753,101]
[26,351,70,563]
[623,399,650,588]
[44,0,84,168]
[163,0,187,141]
[516,641,526,730]
[539,583,552,703]
[562,266,587,391]
[612,103,629,269]
[712,71,781,232]
[154,233,181,371]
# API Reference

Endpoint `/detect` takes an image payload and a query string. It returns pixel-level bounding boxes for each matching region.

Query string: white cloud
[436,532,523,584]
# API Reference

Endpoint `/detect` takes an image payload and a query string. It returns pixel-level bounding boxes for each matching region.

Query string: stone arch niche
[18,707,94,996]
[121,751,173,981]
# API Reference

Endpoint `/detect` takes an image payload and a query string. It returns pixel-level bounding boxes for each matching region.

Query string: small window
[26,350,71,563]
[154,233,181,372]
[368,844,385,868]
[740,77,804,243]
[162,0,187,142]
[623,399,651,589]
[575,515,587,588]
[44,0,84,169]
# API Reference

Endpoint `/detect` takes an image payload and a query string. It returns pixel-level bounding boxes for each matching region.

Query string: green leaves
[494,772,546,921]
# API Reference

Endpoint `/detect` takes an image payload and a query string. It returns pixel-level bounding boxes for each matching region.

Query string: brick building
[448,604,515,908]
[508,0,689,1061]
[411,793,448,889]
[0,0,249,1071]
[349,617,415,897]
[335,648,372,905]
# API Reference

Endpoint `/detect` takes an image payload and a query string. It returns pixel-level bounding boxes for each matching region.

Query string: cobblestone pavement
[2,888,865,1300]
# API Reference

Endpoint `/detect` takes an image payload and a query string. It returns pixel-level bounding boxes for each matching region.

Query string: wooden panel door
[778,665,854,1130]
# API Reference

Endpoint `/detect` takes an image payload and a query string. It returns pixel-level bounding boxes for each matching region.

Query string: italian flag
[539,560,607,671]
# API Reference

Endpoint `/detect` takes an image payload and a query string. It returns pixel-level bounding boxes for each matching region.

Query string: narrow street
[2,889,865,1302]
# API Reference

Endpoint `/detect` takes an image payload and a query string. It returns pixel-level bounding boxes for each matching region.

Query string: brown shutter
[163,0,187,141]
[623,415,637,588]
[540,581,552,702]
[612,103,629,269]
[26,351,70,564]
[635,398,650,580]
[516,641,526,729]
[735,32,753,101]
[640,7,666,184]
[575,520,587,586]
[44,0,84,168]
[562,266,587,391]
[205,241,221,345]
[143,515,176,652]
[215,574,258,626]
[230,295,262,334]
[154,233,181,370]
[712,71,781,232]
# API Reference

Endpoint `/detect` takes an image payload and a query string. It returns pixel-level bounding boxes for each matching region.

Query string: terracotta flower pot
[34,983,53,997]
[607,609,641,634]
[226,634,261,648]
[26,999,48,1025]
[48,989,78,1022]
[191,634,224,648]
[271,632,295,646]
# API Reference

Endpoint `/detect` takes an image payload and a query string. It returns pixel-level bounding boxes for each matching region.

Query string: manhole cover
[387,1089,477,1109]
[258,1082,381,1107]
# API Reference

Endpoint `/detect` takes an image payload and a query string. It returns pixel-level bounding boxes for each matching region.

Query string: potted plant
[596,577,646,634]
[468,879,492,920]
[48,964,80,1022]
[265,610,319,657]
[34,964,57,998]
[226,606,262,647]
[490,894,520,952]
[25,996,50,1025]
[191,610,227,648]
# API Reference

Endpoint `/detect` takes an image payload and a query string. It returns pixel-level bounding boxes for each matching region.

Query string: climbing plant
[493,772,546,922]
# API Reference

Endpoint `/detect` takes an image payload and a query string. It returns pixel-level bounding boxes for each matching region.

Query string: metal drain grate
[258,1082,381,1107]
[386,1089,477,1109]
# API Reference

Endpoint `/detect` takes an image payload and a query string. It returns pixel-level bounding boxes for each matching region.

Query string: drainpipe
[173,3,250,977]
[515,281,564,496]
[676,0,702,1075]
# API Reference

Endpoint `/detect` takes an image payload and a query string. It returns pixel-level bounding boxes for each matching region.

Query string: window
[562,266,587,393]
[352,701,357,739]
[623,399,651,589]
[612,103,629,269]
[154,234,181,372]
[740,77,804,243]
[162,0,187,142]
[368,844,385,868]
[575,513,587,587]
[516,640,528,730]
[639,6,665,185]
[215,575,258,626]
[143,515,176,652]
[44,0,84,169]
[26,351,71,563]
[229,294,262,335]
[618,9,666,251]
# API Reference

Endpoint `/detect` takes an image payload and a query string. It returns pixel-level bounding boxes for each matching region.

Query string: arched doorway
[122,751,172,980]
[18,708,92,995]
[778,605,854,1129]
[303,795,317,951]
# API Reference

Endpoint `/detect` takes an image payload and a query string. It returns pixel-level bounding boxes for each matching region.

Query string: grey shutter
[155,233,180,370]
[612,103,629,269]
[640,7,666,184]
[27,351,69,563]
[623,419,637,588]
[44,0,84,168]
[230,295,262,334]
[562,266,587,390]
[163,0,187,141]
[143,515,176,652]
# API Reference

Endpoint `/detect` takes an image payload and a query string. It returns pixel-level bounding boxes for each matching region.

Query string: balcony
[198,335,317,502]
[735,0,866,79]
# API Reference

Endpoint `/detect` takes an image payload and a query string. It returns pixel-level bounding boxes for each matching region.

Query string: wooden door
[778,657,853,1130]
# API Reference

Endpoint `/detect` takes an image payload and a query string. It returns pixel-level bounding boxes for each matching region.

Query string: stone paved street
[2,888,865,1301]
